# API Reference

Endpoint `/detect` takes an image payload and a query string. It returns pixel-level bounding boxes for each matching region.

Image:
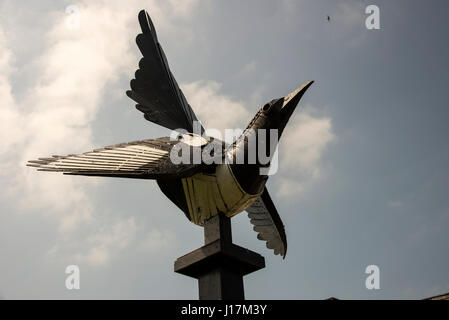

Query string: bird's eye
[263,103,272,112]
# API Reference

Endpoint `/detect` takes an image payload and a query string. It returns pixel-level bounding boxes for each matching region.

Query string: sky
[0,0,448,299]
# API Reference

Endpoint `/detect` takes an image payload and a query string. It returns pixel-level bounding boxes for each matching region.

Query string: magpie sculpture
[27,10,314,259]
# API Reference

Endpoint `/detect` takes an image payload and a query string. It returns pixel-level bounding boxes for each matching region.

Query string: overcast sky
[1,0,448,299]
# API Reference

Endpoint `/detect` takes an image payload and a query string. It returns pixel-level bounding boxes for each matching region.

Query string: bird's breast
[181,164,263,226]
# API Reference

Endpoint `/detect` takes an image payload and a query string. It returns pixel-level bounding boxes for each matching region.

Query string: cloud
[45,217,177,266]
[1,2,141,232]
[74,217,136,266]
[0,1,198,264]
[168,0,200,17]
[181,80,250,140]
[0,28,20,169]
[275,106,335,198]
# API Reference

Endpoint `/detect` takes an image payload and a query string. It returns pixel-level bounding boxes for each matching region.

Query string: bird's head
[256,80,314,139]
[227,81,314,194]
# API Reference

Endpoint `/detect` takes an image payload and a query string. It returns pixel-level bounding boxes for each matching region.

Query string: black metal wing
[246,187,287,258]
[27,137,201,179]
[127,10,204,134]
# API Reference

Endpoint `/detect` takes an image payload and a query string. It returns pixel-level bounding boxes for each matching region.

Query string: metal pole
[174,213,265,300]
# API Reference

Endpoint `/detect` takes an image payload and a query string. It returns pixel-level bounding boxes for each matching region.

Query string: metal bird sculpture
[27,10,314,259]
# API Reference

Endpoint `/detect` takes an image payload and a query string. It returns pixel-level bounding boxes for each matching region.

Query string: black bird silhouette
[327,15,331,22]
[27,10,314,259]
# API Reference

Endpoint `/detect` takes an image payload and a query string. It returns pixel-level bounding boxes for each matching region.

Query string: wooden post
[174,213,265,300]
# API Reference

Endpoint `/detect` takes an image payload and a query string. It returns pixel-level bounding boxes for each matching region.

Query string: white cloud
[74,217,138,266]
[51,218,177,266]
[1,2,142,232]
[0,1,198,262]
[0,28,21,169]
[168,0,200,17]
[44,215,177,267]
[275,106,335,198]
[137,228,177,253]
[181,80,250,140]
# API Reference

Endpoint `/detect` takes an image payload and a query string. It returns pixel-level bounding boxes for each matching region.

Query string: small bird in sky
[327,15,330,22]
[28,10,314,259]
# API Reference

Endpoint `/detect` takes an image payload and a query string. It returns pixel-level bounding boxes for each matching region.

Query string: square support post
[174,213,265,300]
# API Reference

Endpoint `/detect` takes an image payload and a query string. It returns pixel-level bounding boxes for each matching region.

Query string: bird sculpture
[27,10,314,259]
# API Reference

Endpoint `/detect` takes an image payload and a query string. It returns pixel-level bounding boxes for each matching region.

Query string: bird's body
[28,10,314,258]
[169,162,263,225]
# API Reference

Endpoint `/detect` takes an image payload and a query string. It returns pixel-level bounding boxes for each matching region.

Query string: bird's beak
[280,80,314,127]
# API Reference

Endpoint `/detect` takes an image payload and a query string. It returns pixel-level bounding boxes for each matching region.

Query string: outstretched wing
[27,137,200,179]
[246,187,287,258]
[127,10,204,134]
